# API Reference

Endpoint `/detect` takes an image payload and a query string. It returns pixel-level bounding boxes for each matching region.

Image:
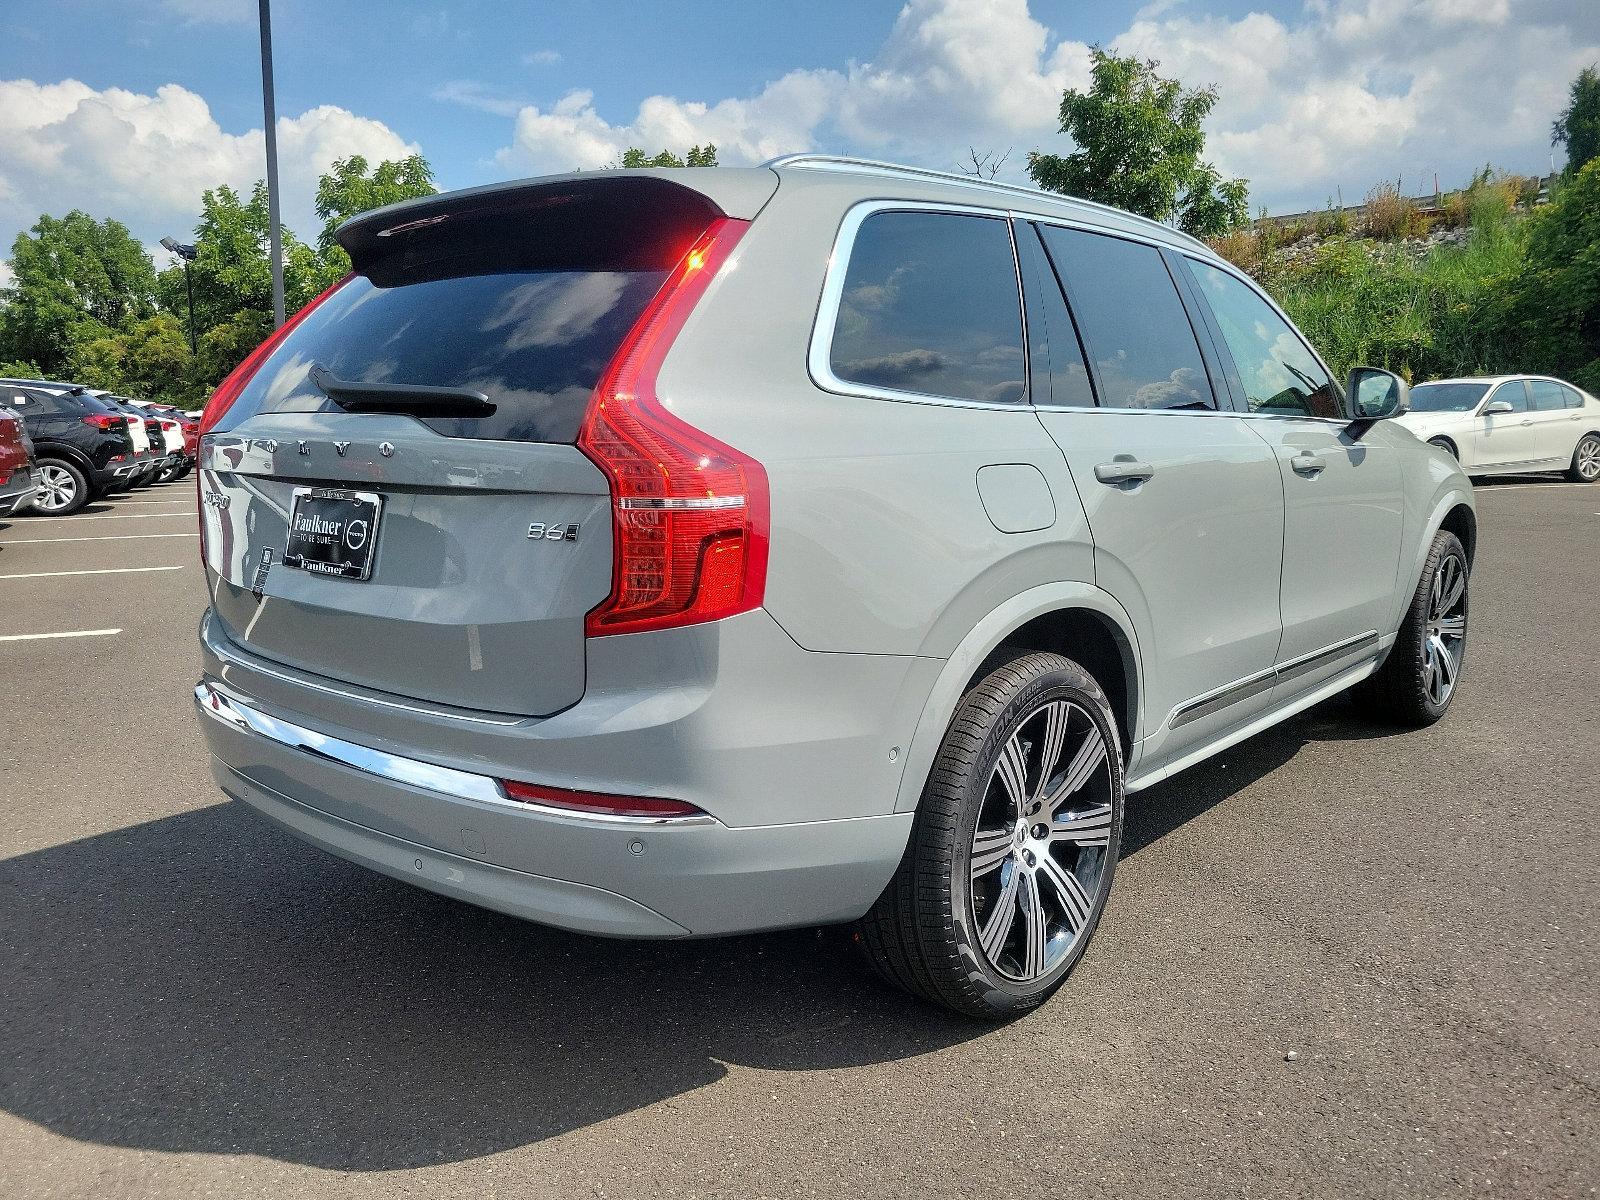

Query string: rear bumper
[194,662,921,938]
[0,470,36,514]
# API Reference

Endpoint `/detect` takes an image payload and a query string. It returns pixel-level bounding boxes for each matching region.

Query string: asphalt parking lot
[1,478,1596,1199]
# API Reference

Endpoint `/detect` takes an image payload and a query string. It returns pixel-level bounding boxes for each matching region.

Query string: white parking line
[103,500,197,507]
[0,628,122,642]
[1474,482,1589,491]
[0,532,200,544]
[0,565,187,580]
[16,512,194,522]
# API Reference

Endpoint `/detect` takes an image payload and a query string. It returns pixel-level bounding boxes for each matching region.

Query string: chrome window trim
[808,199,1036,412]
[196,682,717,827]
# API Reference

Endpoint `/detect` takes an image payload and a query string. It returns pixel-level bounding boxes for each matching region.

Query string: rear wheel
[858,652,1123,1019]
[32,459,90,515]
[156,461,181,484]
[1569,433,1600,482]
[1354,529,1467,726]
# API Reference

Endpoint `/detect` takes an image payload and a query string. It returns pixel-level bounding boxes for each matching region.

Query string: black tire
[1354,529,1468,726]
[31,458,91,515]
[156,462,181,484]
[858,651,1124,1020]
[1568,432,1600,483]
[1428,436,1458,460]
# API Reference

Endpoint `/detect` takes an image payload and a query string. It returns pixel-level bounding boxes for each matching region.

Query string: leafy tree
[620,144,718,168]
[313,153,437,277]
[1028,48,1248,237]
[0,211,158,374]
[1508,156,1600,390]
[1553,65,1600,176]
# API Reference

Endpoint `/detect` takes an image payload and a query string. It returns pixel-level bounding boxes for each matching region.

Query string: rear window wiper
[309,363,496,418]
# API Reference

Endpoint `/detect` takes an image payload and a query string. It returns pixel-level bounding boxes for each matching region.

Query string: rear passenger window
[1528,380,1567,411]
[1563,384,1586,409]
[1037,226,1213,410]
[830,211,1025,405]
[1185,259,1343,418]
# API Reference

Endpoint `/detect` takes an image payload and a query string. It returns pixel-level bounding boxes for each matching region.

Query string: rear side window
[828,211,1025,405]
[212,178,722,444]
[1038,226,1214,410]
[1184,259,1343,418]
[1528,380,1567,411]
[1563,384,1586,409]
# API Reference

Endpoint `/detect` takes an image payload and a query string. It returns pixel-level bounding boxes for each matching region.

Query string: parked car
[0,385,141,513]
[1397,375,1600,482]
[0,377,162,493]
[0,403,39,517]
[192,159,1477,1019]
[117,398,188,482]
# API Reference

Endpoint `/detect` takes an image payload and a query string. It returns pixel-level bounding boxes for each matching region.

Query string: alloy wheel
[34,464,79,513]
[1423,552,1467,707]
[1578,436,1600,481]
[968,699,1114,983]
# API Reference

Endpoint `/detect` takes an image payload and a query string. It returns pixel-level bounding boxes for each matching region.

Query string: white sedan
[1396,375,1600,482]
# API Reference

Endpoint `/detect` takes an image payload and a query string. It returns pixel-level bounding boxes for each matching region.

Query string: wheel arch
[31,440,96,475]
[1427,434,1459,461]
[893,583,1144,814]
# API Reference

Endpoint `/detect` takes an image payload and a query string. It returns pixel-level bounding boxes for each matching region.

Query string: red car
[0,403,40,516]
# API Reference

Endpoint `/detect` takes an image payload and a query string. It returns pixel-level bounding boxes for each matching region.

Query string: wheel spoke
[1021,871,1048,978]
[1437,614,1465,637]
[1035,852,1093,927]
[993,733,1028,814]
[1432,635,1457,691]
[1042,729,1107,816]
[979,867,1020,961]
[1030,701,1070,810]
[970,827,1014,880]
[1439,568,1465,617]
[1052,802,1113,848]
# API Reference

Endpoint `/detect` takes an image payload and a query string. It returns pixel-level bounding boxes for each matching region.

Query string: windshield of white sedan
[1408,382,1489,412]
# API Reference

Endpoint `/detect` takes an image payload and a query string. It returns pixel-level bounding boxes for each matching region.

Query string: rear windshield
[212,178,720,444]
[1407,382,1488,413]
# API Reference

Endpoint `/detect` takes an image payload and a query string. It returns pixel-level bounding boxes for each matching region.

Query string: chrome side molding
[1169,631,1380,730]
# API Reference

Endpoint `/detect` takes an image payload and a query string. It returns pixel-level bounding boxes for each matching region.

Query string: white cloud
[432,80,528,119]
[159,0,252,24]
[523,49,562,67]
[0,78,417,256]
[492,0,1597,212]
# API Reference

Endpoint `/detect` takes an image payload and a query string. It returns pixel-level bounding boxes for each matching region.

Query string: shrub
[1363,182,1428,240]
[1210,227,1263,276]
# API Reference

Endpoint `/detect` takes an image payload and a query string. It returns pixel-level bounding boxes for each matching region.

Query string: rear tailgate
[200,170,777,718]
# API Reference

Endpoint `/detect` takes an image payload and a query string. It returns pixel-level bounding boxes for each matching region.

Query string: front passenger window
[1185,259,1342,419]
[1490,381,1529,413]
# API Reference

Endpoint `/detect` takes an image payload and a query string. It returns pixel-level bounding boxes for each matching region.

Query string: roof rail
[761,154,1211,252]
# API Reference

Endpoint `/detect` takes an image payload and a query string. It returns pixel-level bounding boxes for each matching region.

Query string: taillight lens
[198,276,349,436]
[577,218,768,637]
[80,414,123,429]
[499,778,705,819]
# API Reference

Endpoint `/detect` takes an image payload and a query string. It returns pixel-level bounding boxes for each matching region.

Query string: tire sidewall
[36,458,88,515]
[1406,532,1468,720]
[944,666,1125,1014]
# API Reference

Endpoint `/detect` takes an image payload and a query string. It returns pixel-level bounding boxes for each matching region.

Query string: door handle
[1094,459,1155,485]
[1519,419,1533,427]
[1290,450,1326,475]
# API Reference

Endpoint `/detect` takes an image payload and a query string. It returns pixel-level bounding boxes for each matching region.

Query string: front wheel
[1569,433,1600,482]
[1355,529,1468,726]
[858,652,1124,1019]
[32,459,90,515]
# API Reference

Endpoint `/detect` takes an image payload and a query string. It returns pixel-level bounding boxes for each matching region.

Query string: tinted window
[1562,384,1586,409]
[830,211,1025,405]
[1490,381,1529,413]
[1407,382,1489,413]
[1016,224,1095,407]
[1528,380,1567,411]
[1038,227,1213,410]
[1186,259,1342,418]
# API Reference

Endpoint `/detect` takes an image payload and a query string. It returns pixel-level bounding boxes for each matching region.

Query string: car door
[1473,379,1536,469]
[1180,255,1403,691]
[1526,379,1580,467]
[1021,222,1285,764]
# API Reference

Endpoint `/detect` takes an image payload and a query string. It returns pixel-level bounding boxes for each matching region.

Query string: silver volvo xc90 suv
[194,156,1476,1018]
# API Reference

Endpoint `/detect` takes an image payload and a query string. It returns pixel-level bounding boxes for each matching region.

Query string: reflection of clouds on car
[836,348,948,388]
[1128,365,1208,410]
[484,272,631,351]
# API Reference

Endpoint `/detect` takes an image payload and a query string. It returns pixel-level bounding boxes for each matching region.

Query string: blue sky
[1,0,1597,273]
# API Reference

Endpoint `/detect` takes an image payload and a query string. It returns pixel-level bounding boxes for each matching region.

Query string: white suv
[193,157,1476,1018]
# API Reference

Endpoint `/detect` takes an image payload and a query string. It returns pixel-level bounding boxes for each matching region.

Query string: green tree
[619,144,718,168]
[1028,48,1248,237]
[1509,156,1600,390]
[0,211,158,374]
[1553,65,1600,176]
[313,153,437,278]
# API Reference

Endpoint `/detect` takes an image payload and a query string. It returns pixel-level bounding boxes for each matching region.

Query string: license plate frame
[283,487,384,581]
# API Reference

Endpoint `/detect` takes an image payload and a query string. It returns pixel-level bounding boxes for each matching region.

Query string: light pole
[160,237,198,356]
[258,0,284,327]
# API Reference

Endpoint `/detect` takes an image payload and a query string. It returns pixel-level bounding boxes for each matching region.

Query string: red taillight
[198,276,348,436]
[80,414,123,429]
[577,218,768,637]
[498,778,704,819]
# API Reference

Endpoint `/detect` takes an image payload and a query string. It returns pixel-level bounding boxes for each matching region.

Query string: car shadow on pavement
[0,801,982,1171]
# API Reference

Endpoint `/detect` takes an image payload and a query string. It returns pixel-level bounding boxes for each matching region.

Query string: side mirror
[1345,366,1409,439]
[1481,399,1514,416]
